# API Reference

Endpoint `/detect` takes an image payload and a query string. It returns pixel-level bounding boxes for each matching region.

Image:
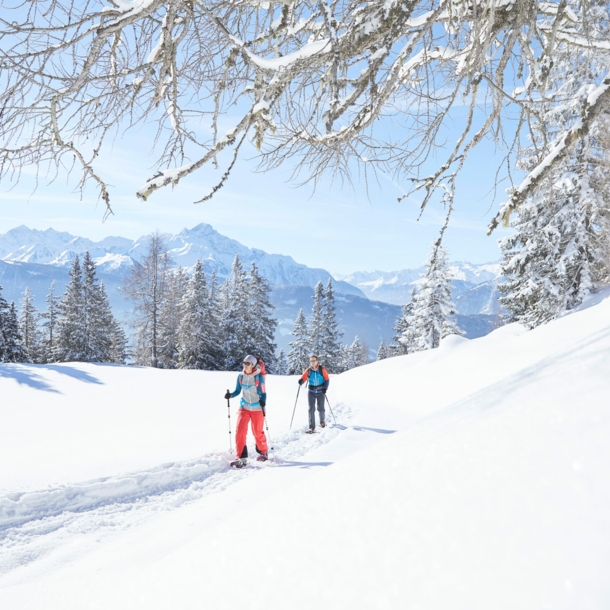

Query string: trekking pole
[262,407,274,459]
[289,384,301,430]
[324,393,337,425]
[226,392,232,453]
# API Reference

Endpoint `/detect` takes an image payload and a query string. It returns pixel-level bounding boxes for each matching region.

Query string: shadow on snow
[0,363,104,392]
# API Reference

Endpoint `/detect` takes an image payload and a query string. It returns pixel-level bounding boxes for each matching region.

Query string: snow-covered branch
[489,73,610,233]
[1,0,609,224]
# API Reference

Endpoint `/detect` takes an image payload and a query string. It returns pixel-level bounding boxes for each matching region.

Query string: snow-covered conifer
[108,319,129,364]
[499,91,610,326]
[409,244,463,351]
[376,340,388,361]
[245,263,277,371]
[288,308,310,375]
[275,349,288,376]
[157,267,188,369]
[40,280,60,363]
[343,336,368,370]
[320,278,343,373]
[220,255,250,370]
[0,288,27,362]
[18,287,40,363]
[308,281,325,359]
[177,261,216,370]
[55,255,87,362]
[498,174,601,327]
[82,252,114,362]
[393,293,417,355]
[206,271,223,369]
[497,16,610,327]
[0,286,9,361]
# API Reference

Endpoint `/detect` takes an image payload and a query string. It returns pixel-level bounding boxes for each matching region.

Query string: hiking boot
[256,453,268,462]
[320,421,326,428]
[230,458,246,468]
[306,428,314,434]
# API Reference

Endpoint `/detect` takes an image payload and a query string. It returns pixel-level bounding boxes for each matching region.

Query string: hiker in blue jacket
[298,354,329,433]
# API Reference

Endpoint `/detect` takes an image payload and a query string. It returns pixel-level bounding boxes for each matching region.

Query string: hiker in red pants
[224,355,267,468]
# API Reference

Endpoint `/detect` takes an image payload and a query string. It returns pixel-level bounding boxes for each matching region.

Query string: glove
[224,391,231,400]
[322,388,327,394]
[260,398,266,408]
[298,379,304,386]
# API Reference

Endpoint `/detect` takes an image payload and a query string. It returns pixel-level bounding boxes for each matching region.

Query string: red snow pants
[235,409,267,458]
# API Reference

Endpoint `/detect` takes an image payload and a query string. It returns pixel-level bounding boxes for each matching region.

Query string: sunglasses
[243,361,253,366]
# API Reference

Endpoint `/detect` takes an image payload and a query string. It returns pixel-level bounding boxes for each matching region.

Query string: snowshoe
[306,428,315,434]
[256,453,268,462]
[320,422,326,428]
[230,458,246,469]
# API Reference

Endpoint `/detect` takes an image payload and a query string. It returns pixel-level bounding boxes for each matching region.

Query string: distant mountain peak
[0,223,365,297]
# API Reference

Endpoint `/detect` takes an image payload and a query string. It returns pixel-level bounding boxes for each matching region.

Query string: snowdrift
[1,290,610,609]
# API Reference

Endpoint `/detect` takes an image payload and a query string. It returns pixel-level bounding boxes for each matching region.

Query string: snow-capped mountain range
[0,224,503,351]
[337,263,503,315]
[0,224,363,295]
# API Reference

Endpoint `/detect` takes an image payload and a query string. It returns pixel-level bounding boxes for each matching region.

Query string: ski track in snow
[0,402,354,576]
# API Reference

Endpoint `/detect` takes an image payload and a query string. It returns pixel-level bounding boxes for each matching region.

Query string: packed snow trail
[0,400,362,575]
[0,404,352,534]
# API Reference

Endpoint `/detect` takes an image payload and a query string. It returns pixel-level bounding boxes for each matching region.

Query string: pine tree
[393,292,417,354]
[343,335,368,370]
[108,319,129,364]
[246,263,277,371]
[18,287,40,363]
[288,308,310,375]
[5,302,28,362]
[498,26,610,328]
[308,281,325,359]
[275,349,288,375]
[158,267,188,369]
[320,278,343,373]
[55,255,87,362]
[220,255,250,370]
[0,287,27,363]
[409,244,463,352]
[206,271,223,370]
[177,260,216,370]
[40,280,60,363]
[82,251,113,362]
[498,146,610,328]
[97,280,124,363]
[0,285,9,361]
[376,340,388,361]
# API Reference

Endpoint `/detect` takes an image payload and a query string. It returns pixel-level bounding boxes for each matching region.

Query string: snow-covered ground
[1,290,610,609]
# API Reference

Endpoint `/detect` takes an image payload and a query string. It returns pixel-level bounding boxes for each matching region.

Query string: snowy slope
[1,290,609,609]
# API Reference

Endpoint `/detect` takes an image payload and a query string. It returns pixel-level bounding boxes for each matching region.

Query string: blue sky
[0,108,513,276]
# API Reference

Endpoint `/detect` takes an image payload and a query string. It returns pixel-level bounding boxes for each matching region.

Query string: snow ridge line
[0,402,353,534]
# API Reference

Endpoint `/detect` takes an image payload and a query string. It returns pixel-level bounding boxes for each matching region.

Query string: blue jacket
[300,366,329,394]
